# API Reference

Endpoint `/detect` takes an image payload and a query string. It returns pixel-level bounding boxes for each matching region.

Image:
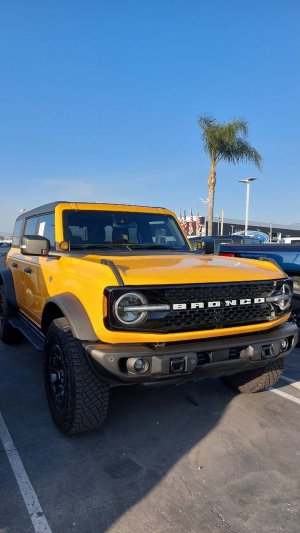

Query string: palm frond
[198,115,216,129]
[198,115,261,168]
[218,138,262,169]
[227,118,248,136]
[198,115,218,159]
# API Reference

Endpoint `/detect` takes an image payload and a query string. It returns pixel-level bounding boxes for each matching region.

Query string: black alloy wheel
[48,343,66,411]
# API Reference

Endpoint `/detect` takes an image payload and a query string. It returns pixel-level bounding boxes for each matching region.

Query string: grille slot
[229,347,245,359]
[197,353,211,366]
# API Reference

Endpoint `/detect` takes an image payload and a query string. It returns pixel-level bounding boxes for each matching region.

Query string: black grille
[161,282,275,303]
[161,303,271,330]
[106,280,290,333]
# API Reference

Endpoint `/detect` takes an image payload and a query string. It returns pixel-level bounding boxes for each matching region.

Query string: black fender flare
[258,256,285,273]
[0,269,18,309]
[42,293,98,341]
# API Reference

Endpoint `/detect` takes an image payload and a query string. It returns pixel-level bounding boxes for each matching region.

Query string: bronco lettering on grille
[172,297,265,310]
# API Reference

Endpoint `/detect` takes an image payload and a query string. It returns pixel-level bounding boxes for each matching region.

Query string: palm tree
[198,116,262,235]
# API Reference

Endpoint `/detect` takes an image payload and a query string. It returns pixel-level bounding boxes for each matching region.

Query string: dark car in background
[189,234,260,254]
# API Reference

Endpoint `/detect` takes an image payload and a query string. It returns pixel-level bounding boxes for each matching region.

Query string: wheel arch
[42,293,98,341]
[0,269,18,309]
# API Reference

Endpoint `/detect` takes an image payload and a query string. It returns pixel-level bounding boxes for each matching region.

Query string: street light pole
[238,177,257,235]
[199,197,209,236]
[221,207,224,235]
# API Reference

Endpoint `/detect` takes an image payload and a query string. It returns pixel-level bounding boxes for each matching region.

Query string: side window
[12,219,23,247]
[24,217,39,236]
[37,213,55,249]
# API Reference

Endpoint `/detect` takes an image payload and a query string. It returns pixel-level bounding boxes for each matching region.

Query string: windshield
[63,210,189,251]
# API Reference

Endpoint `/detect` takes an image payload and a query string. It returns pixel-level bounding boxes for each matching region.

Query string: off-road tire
[0,285,22,344]
[44,317,110,435]
[220,357,284,393]
[292,310,300,346]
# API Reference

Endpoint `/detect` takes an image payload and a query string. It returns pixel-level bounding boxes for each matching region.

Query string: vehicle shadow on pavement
[1,342,299,533]
[94,381,233,531]
[0,339,237,533]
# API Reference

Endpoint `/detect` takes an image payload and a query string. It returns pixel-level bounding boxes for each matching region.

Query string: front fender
[43,293,98,342]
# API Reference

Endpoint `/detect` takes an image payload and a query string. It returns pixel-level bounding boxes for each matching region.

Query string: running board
[9,314,45,351]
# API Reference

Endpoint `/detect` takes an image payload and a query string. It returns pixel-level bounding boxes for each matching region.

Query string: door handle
[11,263,18,268]
[24,267,32,274]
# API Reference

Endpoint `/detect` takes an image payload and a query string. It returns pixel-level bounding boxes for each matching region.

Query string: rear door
[6,218,27,308]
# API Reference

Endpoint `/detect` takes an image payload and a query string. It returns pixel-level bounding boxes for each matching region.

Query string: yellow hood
[84,253,284,285]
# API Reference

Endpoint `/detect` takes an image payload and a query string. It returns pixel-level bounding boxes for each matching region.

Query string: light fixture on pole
[238,177,257,235]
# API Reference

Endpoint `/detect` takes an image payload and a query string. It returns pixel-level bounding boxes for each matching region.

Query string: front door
[22,213,56,324]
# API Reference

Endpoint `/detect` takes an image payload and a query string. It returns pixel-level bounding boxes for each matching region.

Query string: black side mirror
[203,241,215,254]
[21,235,50,256]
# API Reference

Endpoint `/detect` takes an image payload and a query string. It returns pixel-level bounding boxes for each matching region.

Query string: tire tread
[44,317,109,434]
[221,358,284,393]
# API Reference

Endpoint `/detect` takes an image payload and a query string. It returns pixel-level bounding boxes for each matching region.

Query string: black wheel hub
[48,344,66,410]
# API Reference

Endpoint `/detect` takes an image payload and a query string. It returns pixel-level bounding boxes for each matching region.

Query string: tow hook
[170,357,186,374]
[261,344,275,359]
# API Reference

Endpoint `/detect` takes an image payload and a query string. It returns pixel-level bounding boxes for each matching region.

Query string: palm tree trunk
[207,163,216,236]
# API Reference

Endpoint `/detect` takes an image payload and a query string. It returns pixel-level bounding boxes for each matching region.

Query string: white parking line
[270,389,300,406]
[0,412,52,533]
[280,375,300,390]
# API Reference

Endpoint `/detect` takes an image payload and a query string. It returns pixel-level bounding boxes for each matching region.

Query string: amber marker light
[59,241,69,251]
[103,295,108,318]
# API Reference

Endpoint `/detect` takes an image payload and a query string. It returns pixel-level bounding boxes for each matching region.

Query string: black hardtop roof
[16,201,168,221]
[16,202,64,221]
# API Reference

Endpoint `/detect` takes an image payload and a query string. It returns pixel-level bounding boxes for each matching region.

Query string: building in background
[178,214,300,241]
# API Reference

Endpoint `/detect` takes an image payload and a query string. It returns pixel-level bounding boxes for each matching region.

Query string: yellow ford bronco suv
[0,202,298,434]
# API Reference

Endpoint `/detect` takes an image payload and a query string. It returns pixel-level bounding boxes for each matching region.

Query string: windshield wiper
[70,243,188,251]
[128,244,187,250]
[70,244,116,250]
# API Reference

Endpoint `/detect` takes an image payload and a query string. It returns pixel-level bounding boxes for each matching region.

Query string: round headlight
[114,292,148,325]
[275,283,292,311]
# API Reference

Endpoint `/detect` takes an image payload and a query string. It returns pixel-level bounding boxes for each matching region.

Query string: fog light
[126,357,149,374]
[280,338,289,351]
[134,358,149,373]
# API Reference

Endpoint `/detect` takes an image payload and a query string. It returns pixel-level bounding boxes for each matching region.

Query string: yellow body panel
[6,202,289,344]
[90,253,283,285]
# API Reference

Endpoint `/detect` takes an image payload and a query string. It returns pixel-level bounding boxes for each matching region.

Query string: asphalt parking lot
[0,340,299,533]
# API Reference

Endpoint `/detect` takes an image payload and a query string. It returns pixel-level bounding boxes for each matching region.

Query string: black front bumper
[84,322,298,384]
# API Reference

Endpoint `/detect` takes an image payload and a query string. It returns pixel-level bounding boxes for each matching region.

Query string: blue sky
[0,0,299,233]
